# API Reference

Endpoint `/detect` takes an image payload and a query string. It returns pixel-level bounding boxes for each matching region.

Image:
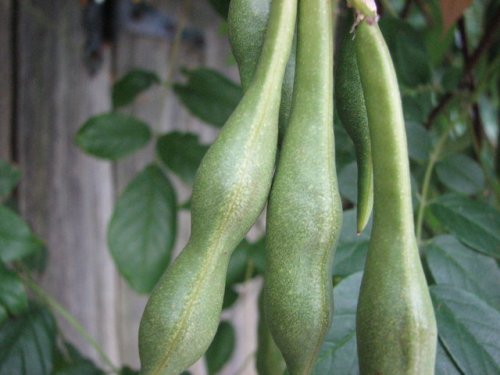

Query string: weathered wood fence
[0,1,260,373]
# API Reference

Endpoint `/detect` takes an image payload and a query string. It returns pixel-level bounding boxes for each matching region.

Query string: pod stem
[347,0,378,24]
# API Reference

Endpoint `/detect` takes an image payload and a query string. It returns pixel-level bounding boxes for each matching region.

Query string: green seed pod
[335,10,373,234]
[138,1,297,374]
[228,0,296,138]
[264,0,342,374]
[256,287,286,375]
[354,20,437,375]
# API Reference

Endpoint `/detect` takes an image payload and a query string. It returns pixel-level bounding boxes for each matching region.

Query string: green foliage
[332,210,370,277]
[435,341,461,375]
[119,367,139,375]
[0,160,20,201]
[173,68,243,128]
[112,69,161,109]
[75,113,151,160]
[108,165,177,294]
[312,272,360,374]
[0,205,44,263]
[431,286,500,373]
[406,121,432,162]
[207,0,231,18]
[435,154,485,194]
[338,162,359,204]
[156,132,208,185]
[0,305,56,374]
[430,194,500,259]
[205,321,236,375]
[226,238,265,285]
[0,263,28,325]
[426,235,500,310]
[53,342,105,375]
[380,17,432,88]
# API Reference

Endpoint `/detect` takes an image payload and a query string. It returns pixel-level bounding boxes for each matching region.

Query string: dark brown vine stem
[457,18,484,149]
[414,0,434,27]
[424,10,500,130]
[464,10,500,77]
[375,0,384,16]
[400,0,413,20]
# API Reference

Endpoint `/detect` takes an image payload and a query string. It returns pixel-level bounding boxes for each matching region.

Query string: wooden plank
[16,0,119,365]
[0,0,12,160]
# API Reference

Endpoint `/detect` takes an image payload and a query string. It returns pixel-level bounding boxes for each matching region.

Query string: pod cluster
[138,1,437,375]
[139,1,297,374]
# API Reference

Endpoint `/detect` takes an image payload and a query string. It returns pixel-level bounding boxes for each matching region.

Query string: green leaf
[0,305,56,374]
[0,263,28,325]
[436,154,485,195]
[333,210,370,278]
[429,194,500,259]
[334,119,356,172]
[223,237,265,310]
[207,0,231,18]
[339,209,372,243]
[53,341,104,375]
[226,237,265,286]
[431,285,500,374]
[54,360,104,375]
[436,339,462,375]
[226,239,252,286]
[440,133,473,160]
[119,367,139,375]
[441,66,462,92]
[222,287,238,310]
[75,113,151,160]
[339,162,358,204]
[406,121,432,162]
[313,272,362,374]
[0,205,44,262]
[108,165,177,293]
[205,321,235,375]
[249,237,266,275]
[333,241,368,278]
[0,160,21,201]
[423,1,456,66]
[156,132,208,185]
[426,235,500,310]
[402,92,434,123]
[21,244,48,273]
[173,68,242,128]
[112,69,161,109]
[379,17,432,87]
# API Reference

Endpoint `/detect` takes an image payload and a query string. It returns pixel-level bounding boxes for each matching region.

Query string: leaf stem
[159,0,192,115]
[19,273,119,373]
[416,128,450,244]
